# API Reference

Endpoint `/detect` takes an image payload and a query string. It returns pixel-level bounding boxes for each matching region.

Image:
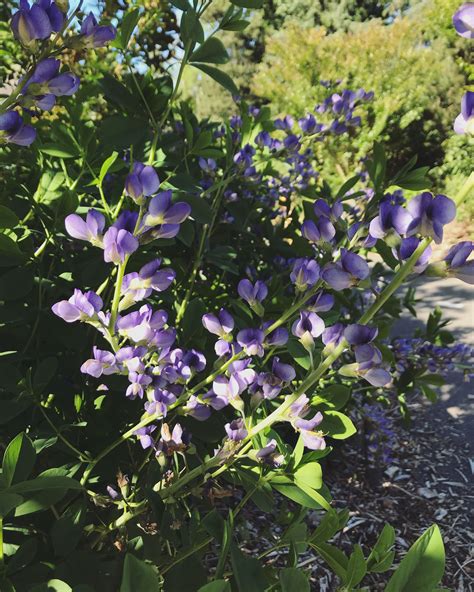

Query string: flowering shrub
[0,1,473,591]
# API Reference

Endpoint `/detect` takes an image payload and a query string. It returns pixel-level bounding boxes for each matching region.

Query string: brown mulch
[235,394,473,591]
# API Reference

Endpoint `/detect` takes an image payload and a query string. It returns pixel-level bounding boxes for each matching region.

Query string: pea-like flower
[454,91,474,135]
[11,0,64,48]
[444,241,474,284]
[314,199,343,222]
[225,418,248,441]
[156,423,188,456]
[256,439,284,466]
[292,311,325,350]
[0,111,36,146]
[117,305,168,344]
[184,395,211,422]
[395,237,432,273]
[369,202,412,243]
[65,209,105,246]
[343,323,378,346]
[406,192,456,244]
[80,347,118,378]
[322,249,370,291]
[202,308,234,338]
[126,372,152,400]
[103,226,138,264]
[254,357,296,400]
[77,12,117,48]
[290,258,320,291]
[52,289,102,323]
[236,328,265,357]
[143,190,191,238]
[22,59,79,111]
[121,259,175,309]
[307,291,334,312]
[452,3,474,38]
[322,323,345,348]
[238,279,268,315]
[353,344,391,387]
[263,323,289,347]
[125,162,160,204]
[301,218,335,244]
[285,394,326,450]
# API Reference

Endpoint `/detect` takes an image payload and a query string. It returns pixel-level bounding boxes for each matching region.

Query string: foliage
[0,0,472,590]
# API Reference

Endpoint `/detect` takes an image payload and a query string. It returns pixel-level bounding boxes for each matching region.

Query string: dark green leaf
[3,433,36,486]
[0,492,24,517]
[230,0,263,7]
[0,206,19,229]
[198,582,230,592]
[279,567,310,592]
[320,411,357,440]
[230,544,267,592]
[120,554,160,592]
[39,143,79,159]
[190,38,229,65]
[0,235,26,267]
[120,9,140,49]
[192,64,238,96]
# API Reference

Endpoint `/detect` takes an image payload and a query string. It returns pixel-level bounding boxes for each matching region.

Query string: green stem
[0,517,4,573]
[38,406,91,462]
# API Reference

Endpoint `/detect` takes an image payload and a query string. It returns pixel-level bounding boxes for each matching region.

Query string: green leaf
[287,338,311,370]
[0,492,24,517]
[312,384,351,411]
[311,542,348,580]
[6,537,37,574]
[10,475,82,494]
[279,567,310,592]
[120,554,161,592]
[294,462,323,490]
[230,0,263,7]
[0,206,19,229]
[181,298,206,343]
[190,37,229,64]
[335,175,360,199]
[30,580,72,592]
[0,234,26,267]
[182,195,213,224]
[99,152,119,184]
[181,8,204,44]
[367,524,395,572]
[220,19,250,31]
[39,143,79,159]
[198,581,231,592]
[2,433,36,486]
[386,525,445,592]
[170,0,189,9]
[120,9,140,49]
[192,64,238,96]
[320,410,357,440]
[346,545,367,587]
[230,544,267,592]
[272,482,329,510]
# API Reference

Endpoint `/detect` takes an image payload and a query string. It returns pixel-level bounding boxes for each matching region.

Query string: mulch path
[236,393,473,590]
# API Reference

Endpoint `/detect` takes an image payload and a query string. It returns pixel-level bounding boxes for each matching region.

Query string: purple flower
[103,227,138,264]
[126,372,152,399]
[134,425,157,450]
[298,113,322,134]
[290,258,320,291]
[156,423,187,456]
[125,162,160,204]
[286,394,326,450]
[237,328,265,357]
[256,439,284,466]
[22,59,79,111]
[369,202,412,241]
[454,91,474,135]
[314,199,343,221]
[322,323,345,348]
[292,311,325,350]
[263,324,289,347]
[117,305,168,344]
[198,157,217,174]
[353,344,391,386]
[255,131,272,148]
[453,3,474,38]
[406,192,456,244]
[184,395,212,421]
[307,291,334,312]
[0,111,36,146]
[255,357,295,400]
[301,218,335,244]
[225,418,248,441]
[52,289,102,323]
[396,237,432,273]
[274,115,294,130]
[143,190,191,239]
[81,347,118,378]
[11,0,64,48]
[65,209,105,246]
[238,279,268,314]
[202,308,234,338]
[322,249,370,291]
[78,12,116,48]
[444,241,474,284]
[121,259,175,307]
[344,324,378,346]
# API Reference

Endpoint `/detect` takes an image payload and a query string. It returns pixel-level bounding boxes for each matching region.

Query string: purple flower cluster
[2,2,116,148]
